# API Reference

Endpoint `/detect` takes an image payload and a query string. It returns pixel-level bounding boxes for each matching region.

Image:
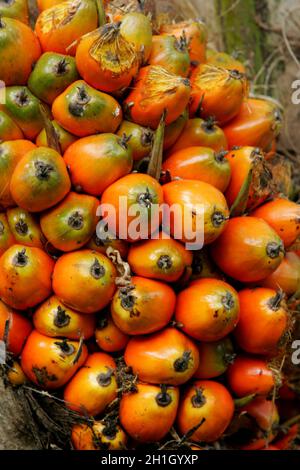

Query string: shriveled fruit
[194,337,235,379]
[124,328,199,385]
[64,133,133,195]
[28,52,79,104]
[21,330,88,389]
[40,192,99,252]
[52,250,116,313]
[35,0,98,55]
[0,244,54,310]
[124,65,191,129]
[177,380,234,442]
[211,217,284,282]
[127,237,192,283]
[71,421,127,450]
[111,276,176,335]
[0,300,32,355]
[167,117,228,154]
[225,146,272,210]
[33,295,96,340]
[175,278,239,342]
[190,65,248,124]
[95,313,129,352]
[76,12,152,93]
[163,147,231,192]
[10,147,71,212]
[163,180,229,245]
[148,34,190,77]
[223,98,282,151]
[206,51,246,74]
[235,288,289,356]
[0,17,41,86]
[252,198,300,248]
[261,252,300,296]
[117,121,153,162]
[101,173,164,242]
[120,383,179,443]
[64,352,117,416]
[0,213,15,256]
[227,355,275,397]
[52,80,122,137]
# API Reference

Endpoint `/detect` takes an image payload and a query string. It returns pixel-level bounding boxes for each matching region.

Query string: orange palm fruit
[123,65,191,129]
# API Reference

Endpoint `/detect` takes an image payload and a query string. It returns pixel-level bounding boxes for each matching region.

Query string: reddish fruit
[235,288,289,356]
[35,0,98,55]
[163,179,229,245]
[0,110,24,141]
[52,250,116,314]
[167,118,228,154]
[111,276,176,335]
[127,237,192,283]
[0,17,41,85]
[190,65,248,124]
[0,140,36,209]
[225,146,272,210]
[21,330,88,389]
[101,173,164,242]
[239,397,279,450]
[261,252,300,296]
[163,147,231,192]
[177,380,234,442]
[64,352,117,416]
[0,300,32,356]
[222,98,282,151]
[71,421,127,450]
[175,278,239,342]
[0,244,54,310]
[227,355,275,397]
[95,313,129,352]
[124,328,199,385]
[123,65,191,129]
[211,217,284,282]
[120,383,179,443]
[64,133,133,196]
[0,213,15,256]
[33,295,96,340]
[252,198,300,248]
